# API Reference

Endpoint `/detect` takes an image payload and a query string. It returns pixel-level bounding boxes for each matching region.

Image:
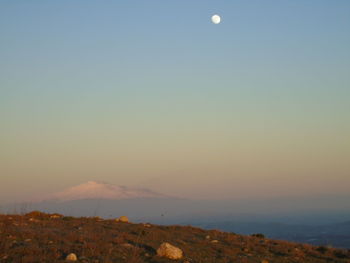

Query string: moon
[211,14,221,24]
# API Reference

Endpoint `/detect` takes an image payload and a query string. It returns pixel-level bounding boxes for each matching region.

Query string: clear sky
[1,0,349,202]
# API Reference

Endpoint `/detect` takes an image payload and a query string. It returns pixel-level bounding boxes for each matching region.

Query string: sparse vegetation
[316,246,328,254]
[0,212,349,263]
[251,233,265,239]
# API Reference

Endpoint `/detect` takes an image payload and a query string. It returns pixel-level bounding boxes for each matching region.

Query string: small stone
[121,243,134,249]
[205,235,210,239]
[66,253,78,261]
[50,214,62,219]
[157,242,183,260]
[211,240,219,243]
[118,216,129,223]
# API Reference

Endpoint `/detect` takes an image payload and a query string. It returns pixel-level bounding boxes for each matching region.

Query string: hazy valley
[3,182,350,249]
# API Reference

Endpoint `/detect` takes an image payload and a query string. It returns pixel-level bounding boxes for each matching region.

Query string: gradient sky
[1,0,350,203]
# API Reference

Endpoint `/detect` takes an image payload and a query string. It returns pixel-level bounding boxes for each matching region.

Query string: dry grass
[0,211,349,263]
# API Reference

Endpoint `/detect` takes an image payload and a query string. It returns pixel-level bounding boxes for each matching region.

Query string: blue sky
[1,0,349,202]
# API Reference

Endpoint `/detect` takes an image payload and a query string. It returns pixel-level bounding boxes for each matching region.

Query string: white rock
[50,214,62,219]
[66,253,78,261]
[118,216,129,223]
[157,242,183,260]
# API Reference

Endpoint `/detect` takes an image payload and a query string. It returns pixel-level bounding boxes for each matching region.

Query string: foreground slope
[0,212,349,263]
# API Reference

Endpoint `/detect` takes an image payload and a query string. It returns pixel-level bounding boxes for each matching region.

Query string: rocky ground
[1,212,350,263]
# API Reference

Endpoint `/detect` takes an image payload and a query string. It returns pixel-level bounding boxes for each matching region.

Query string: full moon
[211,14,221,24]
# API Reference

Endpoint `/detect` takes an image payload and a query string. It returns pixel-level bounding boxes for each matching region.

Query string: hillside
[191,220,350,249]
[1,212,349,263]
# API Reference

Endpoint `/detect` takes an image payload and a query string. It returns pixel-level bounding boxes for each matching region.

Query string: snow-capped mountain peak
[43,181,165,202]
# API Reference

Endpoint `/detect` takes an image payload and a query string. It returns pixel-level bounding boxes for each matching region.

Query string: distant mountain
[38,181,166,202]
[6,181,186,219]
[3,184,350,248]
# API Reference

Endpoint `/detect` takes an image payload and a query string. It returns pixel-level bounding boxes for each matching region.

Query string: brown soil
[1,211,349,263]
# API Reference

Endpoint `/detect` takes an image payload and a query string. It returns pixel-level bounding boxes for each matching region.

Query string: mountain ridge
[35,181,167,202]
